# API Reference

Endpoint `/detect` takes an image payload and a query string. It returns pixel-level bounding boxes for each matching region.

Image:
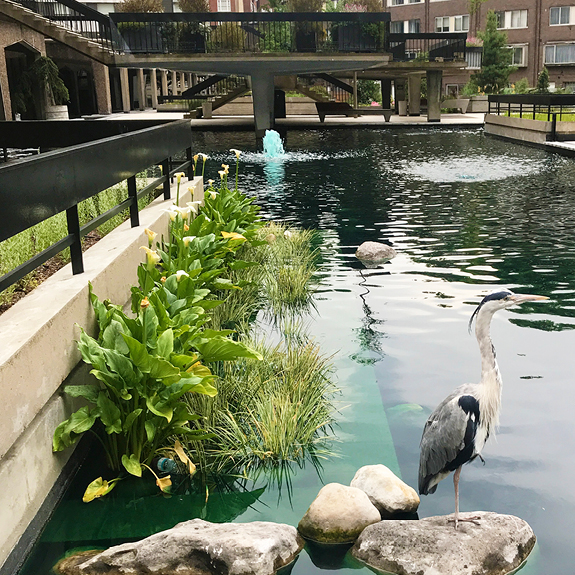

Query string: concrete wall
[0,176,203,570]
[484,113,575,143]
[213,96,318,116]
[0,16,46,120]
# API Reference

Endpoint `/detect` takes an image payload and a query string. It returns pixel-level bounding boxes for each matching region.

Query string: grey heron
[418,289,548,529]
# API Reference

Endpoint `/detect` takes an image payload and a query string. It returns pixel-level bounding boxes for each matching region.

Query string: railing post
[186,146,193,180]
[66,205,84,275]
[127,175,140,227]
[162,159,171,200]
[551,113,557,141]
[519,102,523,118]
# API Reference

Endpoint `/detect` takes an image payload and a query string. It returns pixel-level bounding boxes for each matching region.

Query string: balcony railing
[386,32,467,62]
[109,12,391,55]
[488,94,575,120]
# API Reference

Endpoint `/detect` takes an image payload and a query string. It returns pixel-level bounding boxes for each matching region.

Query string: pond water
[21,128,575,575]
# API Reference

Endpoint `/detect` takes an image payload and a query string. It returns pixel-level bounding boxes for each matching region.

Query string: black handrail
[0,121,193,293]
[488,94,575,121]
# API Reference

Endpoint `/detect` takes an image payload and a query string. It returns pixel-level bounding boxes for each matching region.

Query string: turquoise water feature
[20,128,575,575]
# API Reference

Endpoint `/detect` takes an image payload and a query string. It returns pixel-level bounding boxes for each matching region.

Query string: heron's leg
[448,467,481,529]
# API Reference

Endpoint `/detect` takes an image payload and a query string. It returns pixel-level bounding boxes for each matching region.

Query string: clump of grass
[184,331,337,476]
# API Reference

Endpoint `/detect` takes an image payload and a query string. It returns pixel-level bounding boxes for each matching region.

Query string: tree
[536,67,550,93]
[469,10,516,93]
[178,0,209,10]
[116,0,163,12]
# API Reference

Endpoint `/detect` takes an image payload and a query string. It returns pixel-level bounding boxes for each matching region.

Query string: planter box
[46,105,69,120]
[468,95,488,113]
[337,24,377,52]
[441,98,470,113]
[485,113,575,144]
[295,31,317,53]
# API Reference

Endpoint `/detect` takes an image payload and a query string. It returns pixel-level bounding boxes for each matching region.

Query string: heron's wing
[418,384,479,495]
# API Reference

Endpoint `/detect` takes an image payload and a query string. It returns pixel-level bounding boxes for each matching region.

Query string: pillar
[353,71,358,109]
[408,74,421,116]
[137,68,146,110]
[119,67,130,113]
[381,79,392,110]
[187,73,193,89]
[91,61,112,115]
[150,68,158,109]
[250,72,275,138]
[394,78,406,116]
[426,69,442,123]
[160,69,169,97]
[171,71,178,95]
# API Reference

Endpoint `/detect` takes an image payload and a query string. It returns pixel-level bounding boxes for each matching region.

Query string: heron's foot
[478,454,486,465]
[448,515,481,530]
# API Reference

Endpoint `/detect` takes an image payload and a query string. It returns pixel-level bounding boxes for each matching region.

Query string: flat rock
[355,241,397,268]
[298,483,381,544]
[350,464,420,518]
[352,512,536,575]
[56,519,304,575]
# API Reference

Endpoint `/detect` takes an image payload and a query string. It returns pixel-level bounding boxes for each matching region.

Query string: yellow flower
[218,170,225,180]
[173,205,191,221]
[184,224,189,231]
[221,164,229,175]
[176,270,189,281]
[193,154,199,162]
[161,276,167,283]
[183,235,196,247]
[140,246,161,267]
[175,172,185,184]
[208,179,214,186]
[199,153,208,161]
[230,148,241,159]
[209,191,219,200]
[140,297,150,309]
[164,208,177,222]
[144,228,157,247]
[186,201,202,215]
[221,231,246,241]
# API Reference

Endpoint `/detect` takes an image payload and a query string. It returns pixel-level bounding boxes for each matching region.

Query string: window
[550,6,572,25]
[454,15,470,31]
[509,45,527,67]
[408,0,423,3]
[435,16,450,32]
[217,0,231,10]
[496,10,528,29]
[390,0,404,5]
[564,82,575,93]
[545,43,575,64]
[390,20,404,33]
[408,18,420,32]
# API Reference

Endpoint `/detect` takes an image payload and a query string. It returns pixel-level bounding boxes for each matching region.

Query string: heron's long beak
[509,294,549,304]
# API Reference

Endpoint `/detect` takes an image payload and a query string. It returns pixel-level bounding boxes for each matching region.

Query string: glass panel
[560,6,570,23]
[556,44,575,63]
[550,7,560,25]
[496,11,505,28]
[545,45,555,64]
[454,16,461,31]
[390,21,403,33]
[408,19,420,33]
[463,15,469,30]
[512,47,523,66]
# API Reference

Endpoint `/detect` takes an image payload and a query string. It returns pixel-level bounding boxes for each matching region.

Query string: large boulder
[298,483,381,544]
[350,464,420,518]
[56,519,304,575]
[352,512,536,575]
[355,241,397,268]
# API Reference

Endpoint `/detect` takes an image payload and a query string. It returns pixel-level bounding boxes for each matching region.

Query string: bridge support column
[251,72,275,138]
[150,68,158,109]
[381,79,392,110]
[92,61,112,115]
[137,68,146,110]
[426,70,442,122]
[408,74,421,116]
[171,70,178,95]
[120,68,131,113]
[394,78,406,115]
[160,70,168,97]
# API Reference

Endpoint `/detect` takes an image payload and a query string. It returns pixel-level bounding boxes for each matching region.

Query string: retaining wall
[484,113,575,144]
[0,176,203,571]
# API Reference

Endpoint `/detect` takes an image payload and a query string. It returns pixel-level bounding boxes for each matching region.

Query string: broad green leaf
[123,335,151,372]
[123,409,143,431]
[77,328,106,371]
[90,369,124,390]
[145,419,157,442]
[53,406,98,451]
[193,335,263,364]
[141,306,159,349]
[157,329,174,359]
[146,395,173,421]
[186,361,212,378]
[63,384,100,403]
[175,375,217,397]
[170,353,197,369]
[97,393,122,434]
[212,278,240,290]
[103,348,137,386]
[148,356,180,381]
[229,260,259,271]
[122,454,142,477]
[83,476,121,503]
[197,299,224,310]
[102,320,129,355]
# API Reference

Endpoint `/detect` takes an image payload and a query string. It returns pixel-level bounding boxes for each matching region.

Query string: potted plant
[177,0,208,53]
[332,0,383,52]
[116,0,164,54]
[12,56,69,120]
[288,0,322,53]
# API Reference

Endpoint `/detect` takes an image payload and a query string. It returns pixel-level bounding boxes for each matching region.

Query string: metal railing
[14,0,119,51]
[109,12,390,54]
[297,74,353,104]
[0,121,192,293]
[488,94,575,120]
[387,32,467,62]
[159,74,246,103]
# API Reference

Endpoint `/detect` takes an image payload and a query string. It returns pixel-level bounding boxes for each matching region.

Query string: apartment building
[387,0,575,95]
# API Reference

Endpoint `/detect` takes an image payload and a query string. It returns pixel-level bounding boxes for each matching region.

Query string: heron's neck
[475,308,502,430]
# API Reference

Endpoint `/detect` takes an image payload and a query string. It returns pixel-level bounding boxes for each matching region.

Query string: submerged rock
[56,519,304,575]
[352,512,536,575]
[355,241,397,268]
[298,483,381,544]
[350,464,420,518]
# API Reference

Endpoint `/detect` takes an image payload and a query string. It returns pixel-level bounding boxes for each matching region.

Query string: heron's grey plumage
[417,289,548,528]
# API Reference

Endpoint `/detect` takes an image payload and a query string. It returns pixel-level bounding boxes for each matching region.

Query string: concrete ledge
[485,113,575,144]
[0,176,203,569]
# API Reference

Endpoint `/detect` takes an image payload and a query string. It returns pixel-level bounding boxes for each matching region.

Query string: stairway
[1,0,115,64]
